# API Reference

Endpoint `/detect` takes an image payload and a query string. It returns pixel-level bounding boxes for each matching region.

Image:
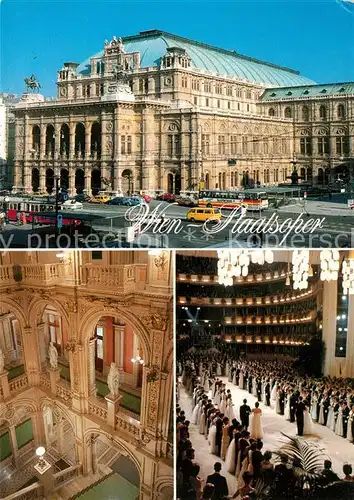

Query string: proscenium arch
[78,306,152,365]
[83,427,142,478]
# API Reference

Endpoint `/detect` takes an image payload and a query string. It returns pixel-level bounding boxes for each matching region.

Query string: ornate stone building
[0,250,173,499]
[12,30,354,195]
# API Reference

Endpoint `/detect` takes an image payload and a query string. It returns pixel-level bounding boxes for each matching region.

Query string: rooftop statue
[24,74,41,92]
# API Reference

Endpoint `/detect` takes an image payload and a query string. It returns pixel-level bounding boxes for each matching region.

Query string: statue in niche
[107,362,120,396]
[48,342,58,369]
[0,348,4,373]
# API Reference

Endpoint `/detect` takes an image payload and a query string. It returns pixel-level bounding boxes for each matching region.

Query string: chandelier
[320,249,340,281]
[217,249,274,286]
[342,259,354,295]
[292,249,310,290]
[131,347,144,365]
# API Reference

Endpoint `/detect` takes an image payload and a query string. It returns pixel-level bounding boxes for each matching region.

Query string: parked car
[186,207,221,223]
[88,194,111,204]
[62,200,83,210]
[140,193,152,203]
[75,193,91,202]
[177,197,198,207]
[106,197,131,206]
[157,193,176,202]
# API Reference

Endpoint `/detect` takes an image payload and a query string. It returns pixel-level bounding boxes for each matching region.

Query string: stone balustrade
[39,373,51,389]
[1,483,44,500]
[88,398,108,420]
[21,264,63,285]
[0,265,16,285]
[9,374,28,393]
[115,413,140,439]
[83,264,138,292]
[53,463,82,489]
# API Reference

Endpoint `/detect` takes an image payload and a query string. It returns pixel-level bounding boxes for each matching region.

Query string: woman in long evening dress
[250,403,264,440]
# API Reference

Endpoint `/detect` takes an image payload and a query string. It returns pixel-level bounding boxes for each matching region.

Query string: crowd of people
[176,353,354,499]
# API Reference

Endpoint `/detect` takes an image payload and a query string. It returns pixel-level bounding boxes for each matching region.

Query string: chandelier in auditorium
[217,249,274,286]
[342,259,354,295]
[292,249,310,290]
[320,249,340,281]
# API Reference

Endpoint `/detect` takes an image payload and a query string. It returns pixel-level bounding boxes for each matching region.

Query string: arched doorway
[91,122,101,158]
[46,125,55,158]
[75,168,85,193]
[300,167,306,181]
[46,168,54,193]
[175,173,181,194]
[91,168,101,195]
[0,310,23,373]
[122,169,133,195]
[37,305,69,367]
[205,173,210,189]
[334,164,350,186]
[325,168,330,185]
[167,173,173,194]
[75,123,85,158]
[318,168,324,185]
[41,403,76,467]
[32,125,40,153]
[60,168,69,192]
[60,124,70,158]
[32,168,40,192]
[307,167,313,183]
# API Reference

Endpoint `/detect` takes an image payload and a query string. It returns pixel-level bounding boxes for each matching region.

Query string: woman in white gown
[225,433,236,473]
[225,399,235,421]
[191,400,202,424]
[284,392,291,421]
[208,421,217,454]
[347,407,354,443]
[232,369,237,385]
[270,381,278,408]
[199,407,206,435]
[310,393,318,421]
[239,370,244,389]
[303,406,314,435]
[318,398,325,425]
[217,362,222,376]
[335,406,343,436]
[219,392,227,414]
[326,401,334,429]
[250,402,264,440]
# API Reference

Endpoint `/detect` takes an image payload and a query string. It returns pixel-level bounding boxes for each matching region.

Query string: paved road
[1,200,354,248]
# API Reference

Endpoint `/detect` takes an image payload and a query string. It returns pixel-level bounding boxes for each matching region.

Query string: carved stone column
[85,124,91,159]
[40,124,46,160]
[23,326,41,386]
[37,323,46,366]
[141,107,155,191]
[70,343,90,413]
[9,425,20,467]
[31,411,46,448]
[39,169,46,192]
[113,324,124,371]
[69,122,76,160]
[322,280,338,376]
[84,168,92,195]
[88,338,97,397]
[68,168,75,196]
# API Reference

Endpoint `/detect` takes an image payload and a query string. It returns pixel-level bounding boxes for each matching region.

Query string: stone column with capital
[113,324,124,373]
[40,124,46,160]
[84,169,92,195]
[68,169,75,196]
[141,107,155,192]
[9,425,20,467]
[85,124,91,159]
[88,338,97,397]
[39,169,46,193]
[69,123,76,160]
[23,326,42,386]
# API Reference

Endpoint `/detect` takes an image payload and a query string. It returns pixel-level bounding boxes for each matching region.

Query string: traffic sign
[57,214,63,229]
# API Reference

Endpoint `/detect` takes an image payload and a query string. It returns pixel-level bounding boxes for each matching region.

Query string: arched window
[319,105,327,120]
[268,108,275,117]
[302,106,309,121]
[284,107,292,118]
[231,172,234,187]
[32,125,40,153]
[337,104,345,119]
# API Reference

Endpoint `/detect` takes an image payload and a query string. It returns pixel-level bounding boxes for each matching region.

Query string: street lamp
[3,196,9,223]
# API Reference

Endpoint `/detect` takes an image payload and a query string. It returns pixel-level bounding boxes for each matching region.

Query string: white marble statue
[0,348,4,373]
[48,342,58,369]
[107,362,120,396]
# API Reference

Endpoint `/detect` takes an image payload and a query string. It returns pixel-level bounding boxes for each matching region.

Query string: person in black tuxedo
[296,396,306,436]
[342,402,350,438]
[323,396,330,426]
[206,462,229,500]
[257,379,262,402]
[265,380,271,406]
[279,387,285,415]
[248,375,253,394]
[215,414,224,457]
[251,440,264,480]
[290,391,298,423]
[239,399,251,430]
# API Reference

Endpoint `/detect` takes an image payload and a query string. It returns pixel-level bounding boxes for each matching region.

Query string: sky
[1,0,353,96]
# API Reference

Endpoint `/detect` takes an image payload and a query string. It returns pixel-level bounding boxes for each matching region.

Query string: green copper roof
[76,29,315,87]
[261,82,354,100]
